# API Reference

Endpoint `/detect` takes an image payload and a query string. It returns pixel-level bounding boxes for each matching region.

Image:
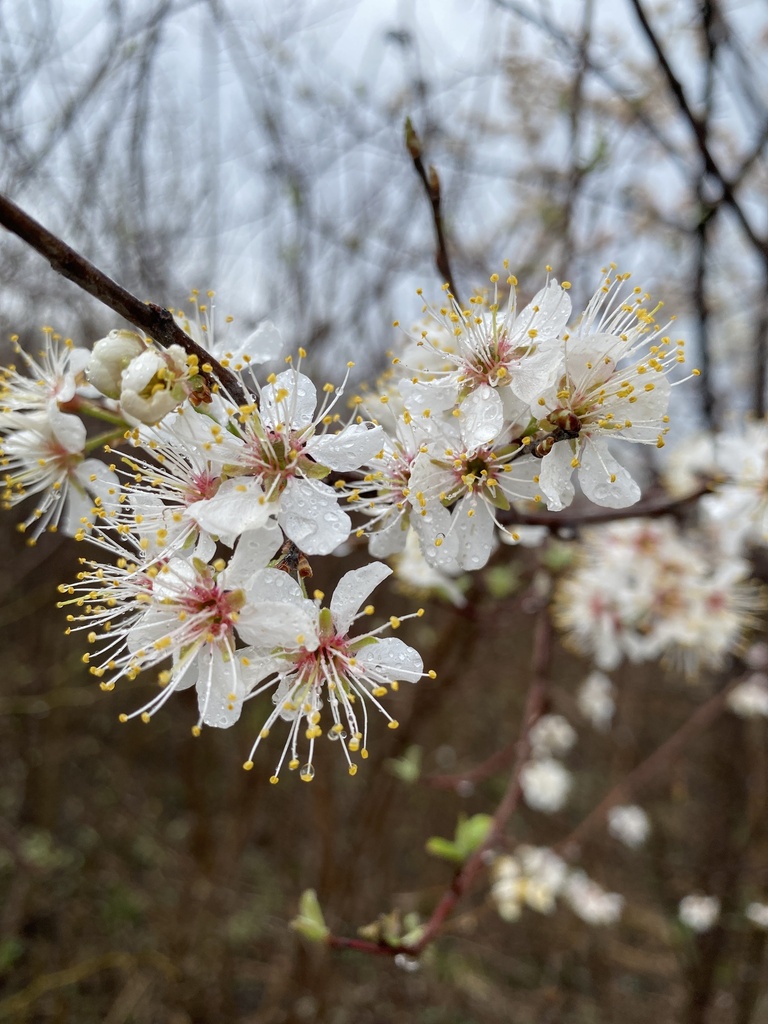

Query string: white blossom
[563,871,624,925]
[238,563,431,781]
[577,671,616,731]
[607,804,651,848]
[678,894,720,932]
[529,714,577,758]
[727,673,768,718]
[520,757,572,813]
[745,902,768,928]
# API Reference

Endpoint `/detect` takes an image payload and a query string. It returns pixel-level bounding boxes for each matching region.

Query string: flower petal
[279,477,350,555]
[330,562,393,634]
[579,440,640,508]
[355,637,423,684]
[261,370,316,431]
[307,423,386,472]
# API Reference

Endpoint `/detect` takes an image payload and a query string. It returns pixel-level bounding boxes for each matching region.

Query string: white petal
[236,320,284,364]
[279,477,350,555]
[538,442,576,511]
[459,386,503,448]
[452,496,496,570]
[219,520,283,589]
[579,441,640,508]
[307,423,386,472]
[368,510,410,558]
[411,499,460,571]
[399,378,458,419]
[330,562,393,634]
[236,600,319,651]
[511,280,571,345]
[49,408,87,453]
[187,478,270,545]
[198,647,245,729]
[355,637,423,684]
[246,567,305,606]
[261,370,316,430]
[508,347,563,406]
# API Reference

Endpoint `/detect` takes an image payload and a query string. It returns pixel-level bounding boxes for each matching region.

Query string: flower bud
[119,344,189,425]
[86,329,147,398]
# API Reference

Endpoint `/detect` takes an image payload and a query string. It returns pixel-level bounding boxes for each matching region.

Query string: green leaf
[290,889,329,942]
[425,836,464,864]
[426,813,495,865]
[385,745,422,784]
[454,814,494,858]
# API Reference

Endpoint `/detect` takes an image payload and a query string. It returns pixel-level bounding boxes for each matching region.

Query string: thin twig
[404,118,462,305]
[505,482,711,530]
[555,674,741,857]
[627,0,768,266]
[0,192,250,406]
[326,606,552,959]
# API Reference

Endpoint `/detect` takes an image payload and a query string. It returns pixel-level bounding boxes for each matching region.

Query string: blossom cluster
[0,267,695,781]
[357,266,693,572]
[554,517,762,676]
[491,845,624,926]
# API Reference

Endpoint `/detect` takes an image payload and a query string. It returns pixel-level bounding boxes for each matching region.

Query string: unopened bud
[86,329,146,398]
[119,344,189,425]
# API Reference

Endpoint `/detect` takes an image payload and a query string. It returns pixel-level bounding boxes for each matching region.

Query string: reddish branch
[404,119,462,306]
[0,192,250,406]
[326,607,552,959]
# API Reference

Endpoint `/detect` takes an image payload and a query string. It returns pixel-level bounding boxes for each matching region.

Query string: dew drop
[299,763,315,781]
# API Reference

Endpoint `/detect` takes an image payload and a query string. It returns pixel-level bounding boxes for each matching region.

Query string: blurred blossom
[520,757,572,813]
[491,846,567,921]
[562,871,624,926]
[727,674,768,718]
[577,671,615,731]
[529,714,577,758]
[554,518,762,676]
[678,894,720,932]
[607,804,651,849]
[666,422,768,556]
[745,902,768,928]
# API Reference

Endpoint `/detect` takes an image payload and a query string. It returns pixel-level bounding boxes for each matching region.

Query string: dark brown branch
[627,0,768,266]
[404,118,462,306]
[506,482,711,530]
[0,192,250,406]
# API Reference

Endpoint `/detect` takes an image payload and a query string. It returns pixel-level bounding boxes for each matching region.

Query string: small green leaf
[454,814,494,858]
[425,836,463,863]
[290,889,329,942]
[386,745,422,784]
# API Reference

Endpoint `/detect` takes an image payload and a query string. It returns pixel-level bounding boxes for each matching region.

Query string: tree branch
[0,192,250,406]
[326,606,552,959]
[404,118,462,306]
[627,0,768,266]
